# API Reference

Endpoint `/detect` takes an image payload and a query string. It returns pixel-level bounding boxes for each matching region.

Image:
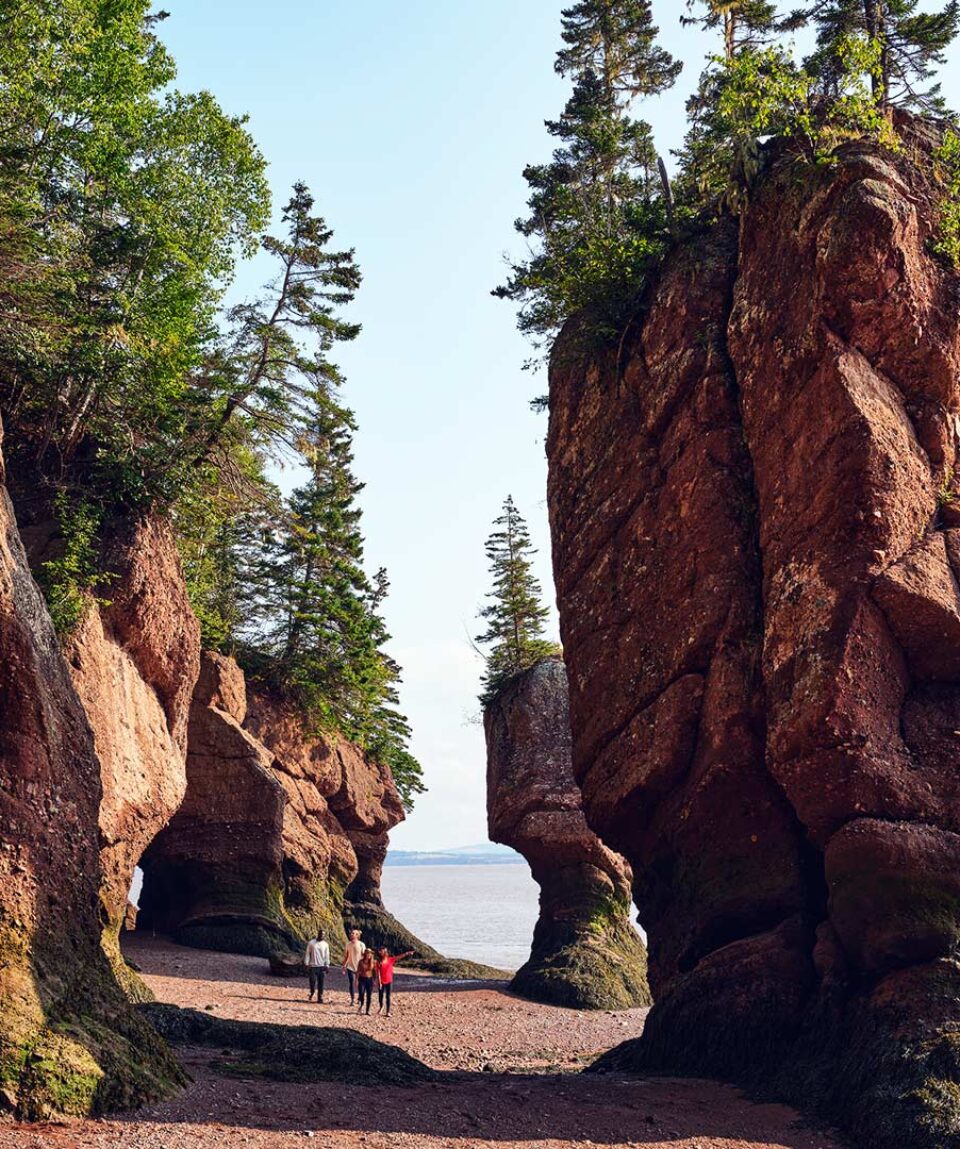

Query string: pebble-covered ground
[0,936,843,1149]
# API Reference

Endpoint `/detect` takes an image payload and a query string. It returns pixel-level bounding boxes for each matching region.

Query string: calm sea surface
[381,862,539,972]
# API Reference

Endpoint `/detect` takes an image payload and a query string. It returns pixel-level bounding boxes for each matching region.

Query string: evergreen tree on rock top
[494,0,680,347]
[783,0,960,111]
[477,496,559,705]
[682,1,779,60]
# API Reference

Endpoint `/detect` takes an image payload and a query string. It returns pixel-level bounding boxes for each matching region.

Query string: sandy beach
[0,935,843,1149]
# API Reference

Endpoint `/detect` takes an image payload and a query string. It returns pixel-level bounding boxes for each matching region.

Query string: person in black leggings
[375,948,414,1016]
[356,950,376,1014]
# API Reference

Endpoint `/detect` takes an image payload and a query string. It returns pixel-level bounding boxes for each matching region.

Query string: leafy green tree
[784,0,960,110]
[676,0,781,204]
[0,0,269,508]
[477,496,559,704]
[494,0,680,347]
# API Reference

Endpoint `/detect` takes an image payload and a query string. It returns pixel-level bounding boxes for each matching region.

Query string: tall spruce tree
[477,496,558,704]
[237,396,424,806]
[676,0,784,207]
[785,0,960,110]
[494,0,680,346]
[681,1,779,59]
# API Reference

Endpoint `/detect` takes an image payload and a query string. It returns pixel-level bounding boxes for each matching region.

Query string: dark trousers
[346,969,356,1000]
[378,982,392,1013]
[358,976,374,1013]
[308,967,326,998]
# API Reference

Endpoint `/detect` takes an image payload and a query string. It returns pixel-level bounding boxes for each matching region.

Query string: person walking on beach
[356,948,376,1015]
[341,929,366,1005]
[304,928,330,1003]
[375,947,415,1017]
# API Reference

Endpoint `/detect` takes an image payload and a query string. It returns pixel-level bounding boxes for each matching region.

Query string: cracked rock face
[549,122,960,1147]
[0,425,182,1118]
[140,653,415,959]
[485,658,651,1010]
[63,514,201,985]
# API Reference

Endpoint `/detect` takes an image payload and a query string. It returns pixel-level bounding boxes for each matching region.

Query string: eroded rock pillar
[485,658,651,1009]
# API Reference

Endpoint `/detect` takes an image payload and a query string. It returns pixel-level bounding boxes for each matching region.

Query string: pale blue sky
[159,3,960,849]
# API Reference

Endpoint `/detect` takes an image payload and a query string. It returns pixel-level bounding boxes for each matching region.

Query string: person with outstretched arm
[304,927,330,1003]
[356,948,377,1015]
[375,947,415,1017]
[341,929,366,1005]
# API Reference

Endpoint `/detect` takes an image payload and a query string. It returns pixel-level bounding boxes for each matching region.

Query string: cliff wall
[0,426,182,1118]
[548,123,960,1146]
[65,517,200,988]
[141,653,420,960]
[485,658,651,1009]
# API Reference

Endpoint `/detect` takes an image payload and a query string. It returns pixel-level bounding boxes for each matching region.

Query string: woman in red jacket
[374,947,414,1016]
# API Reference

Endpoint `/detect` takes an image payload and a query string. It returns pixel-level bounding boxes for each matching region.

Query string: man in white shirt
[304,927,331,1002]
[341,929,366,1005]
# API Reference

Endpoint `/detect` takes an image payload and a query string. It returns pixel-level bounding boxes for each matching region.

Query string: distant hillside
[385,843,525,866]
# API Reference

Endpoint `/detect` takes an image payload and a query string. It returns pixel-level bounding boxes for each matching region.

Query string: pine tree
[190,182,362,471]
[682,1,779,59]
[477,497,559,704]
[237,396,424,807]
[785,0,960,110]
[494,0,680,346]
[676,1,786,208]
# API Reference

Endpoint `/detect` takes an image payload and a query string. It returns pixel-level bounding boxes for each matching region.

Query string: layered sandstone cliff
[137,653,292,955]
[549,120,960,1147]
[65,517,200,989]
[0,426,182,1118]
[485,658,651,1009]
[141,652,417,958]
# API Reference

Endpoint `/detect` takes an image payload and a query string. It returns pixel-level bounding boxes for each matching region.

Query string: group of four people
[303,927,414,1016]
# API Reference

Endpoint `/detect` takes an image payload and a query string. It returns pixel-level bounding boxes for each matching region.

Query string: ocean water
[381,862,539,971]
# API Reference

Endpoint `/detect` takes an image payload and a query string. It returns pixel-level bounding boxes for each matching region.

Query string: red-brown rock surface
[0,423,181,1118]
[63,514,200,980]
[138,653,290,955]
[485,657,650,1009]
[140,655,359,954]
[549,123,960,1147]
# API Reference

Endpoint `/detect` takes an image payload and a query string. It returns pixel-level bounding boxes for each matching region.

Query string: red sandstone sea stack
[549,121,960,1147]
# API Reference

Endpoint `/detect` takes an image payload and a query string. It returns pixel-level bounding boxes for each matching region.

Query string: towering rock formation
[548,121,960,1147]
[140,653,413,958]
[0,424,182,1118]
[63,516,200,988]
[485,658,650,1009]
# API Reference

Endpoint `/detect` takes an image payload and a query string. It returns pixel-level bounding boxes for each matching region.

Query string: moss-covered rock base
[513,911,651,1011]
[1,937,185,1121]
[591,959,960,1149]
[173,917,299,959]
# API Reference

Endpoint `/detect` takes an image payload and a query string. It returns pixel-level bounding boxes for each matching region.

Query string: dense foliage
[477,496,559,704]
[0,0,423,806]
[499,0,960,346]
[493,1,681,349]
